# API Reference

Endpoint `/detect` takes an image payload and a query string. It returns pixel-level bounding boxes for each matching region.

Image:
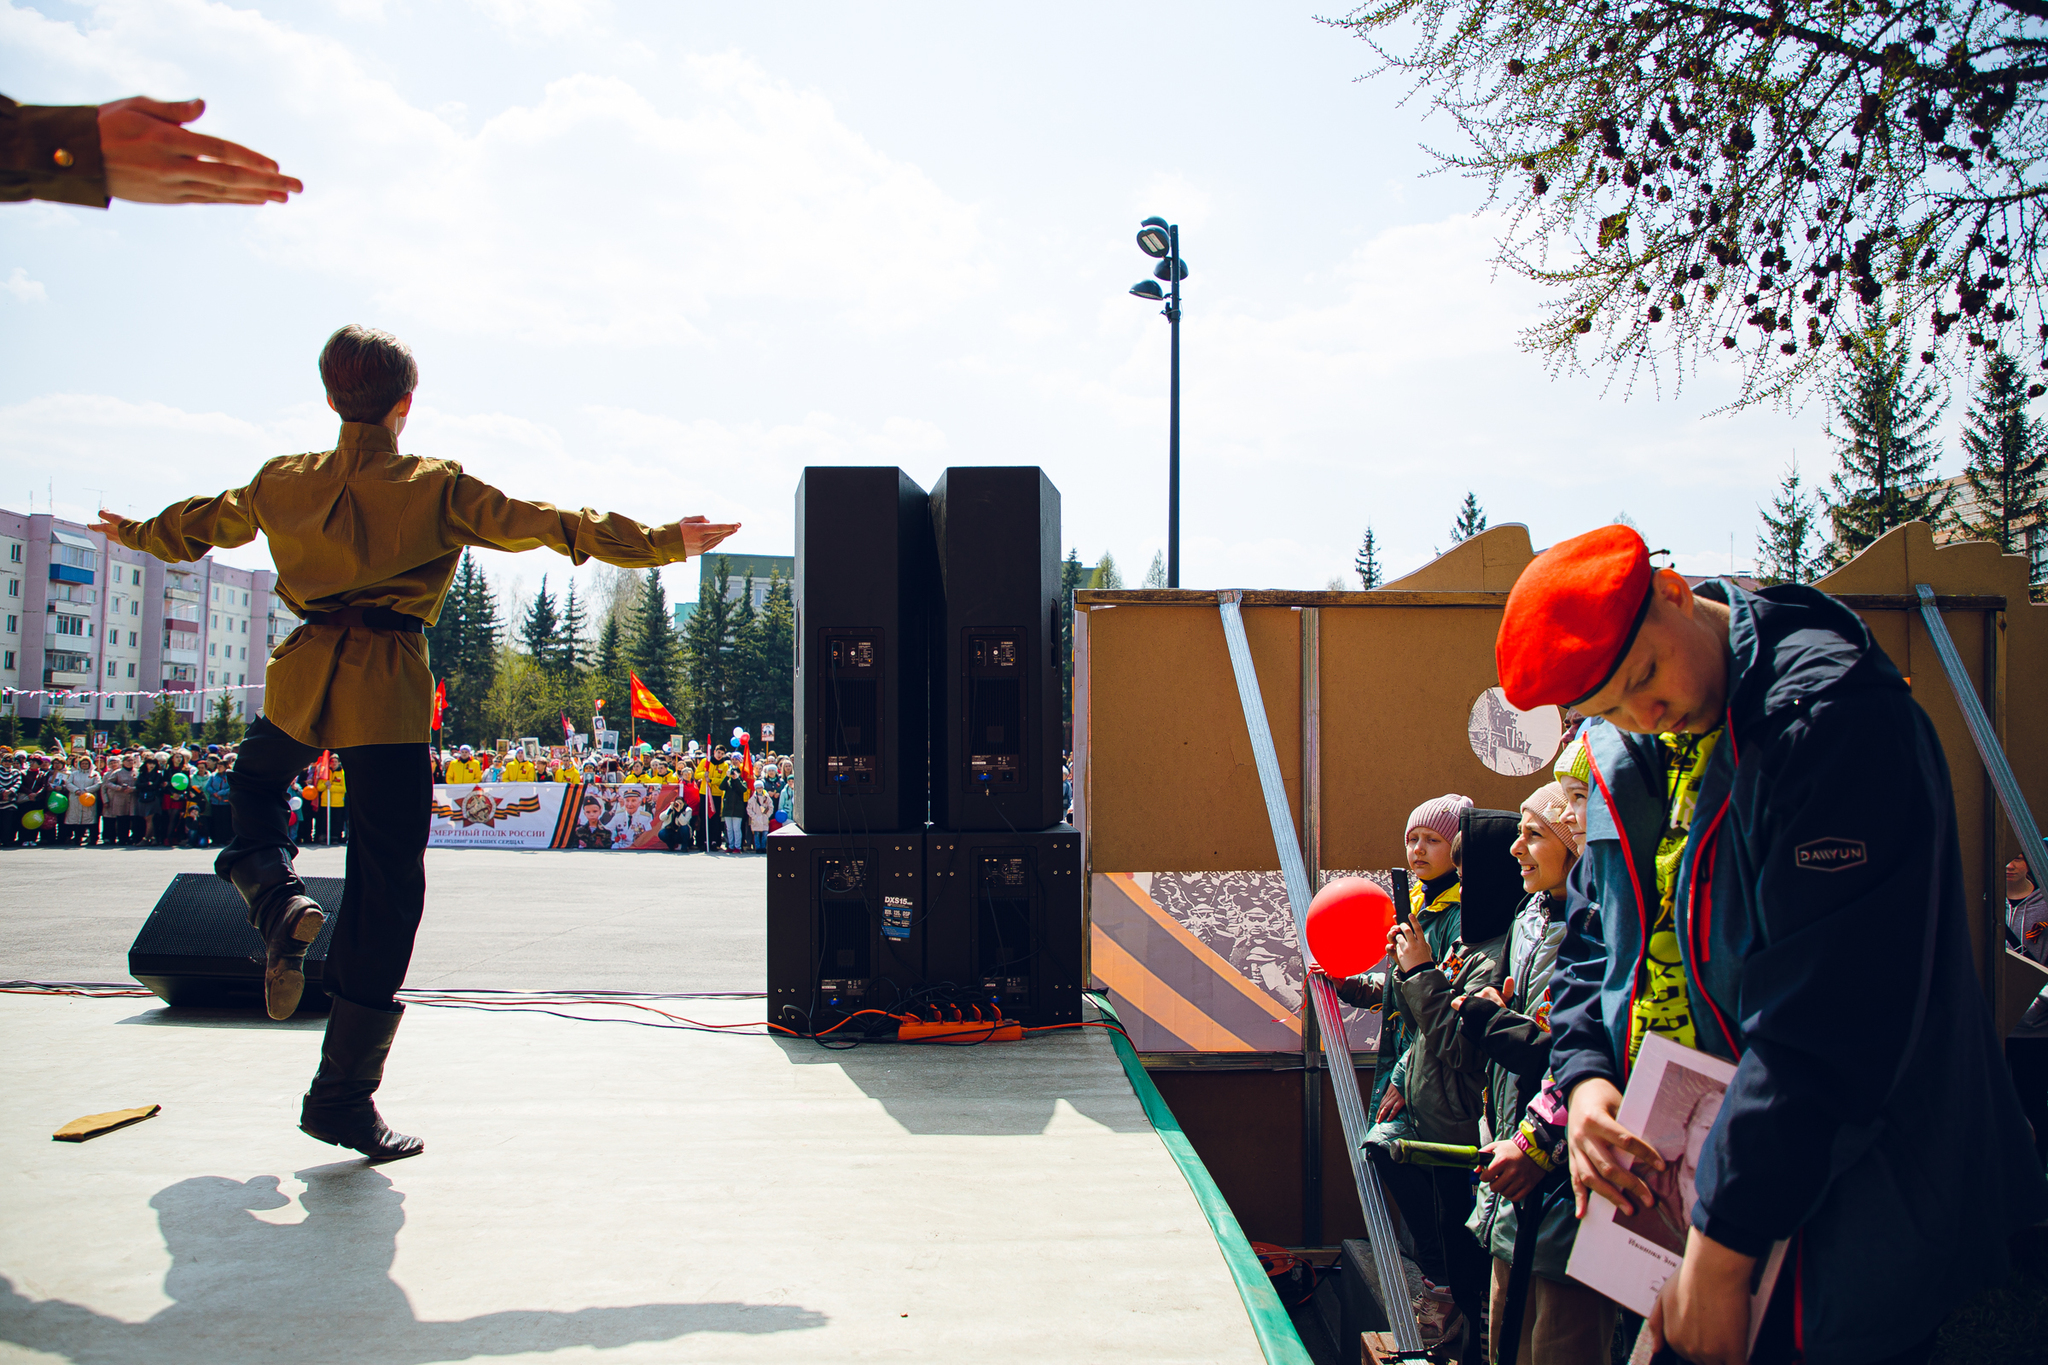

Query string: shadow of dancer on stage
[0,1163,826,1364]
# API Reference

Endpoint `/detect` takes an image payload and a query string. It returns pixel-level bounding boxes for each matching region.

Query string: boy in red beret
[1497,525,2045,1365]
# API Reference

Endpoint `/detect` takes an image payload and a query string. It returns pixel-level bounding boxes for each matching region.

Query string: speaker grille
[128,873,345,1010]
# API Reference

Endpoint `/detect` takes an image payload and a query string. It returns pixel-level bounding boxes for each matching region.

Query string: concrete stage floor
[0,848,1267,1364]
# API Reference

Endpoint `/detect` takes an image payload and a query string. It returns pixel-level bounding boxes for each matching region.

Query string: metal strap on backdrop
[1915,585,2048,896]
[1216,591,1426,1357]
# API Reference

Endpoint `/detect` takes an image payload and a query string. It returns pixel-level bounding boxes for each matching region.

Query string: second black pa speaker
[927,467,1062,831]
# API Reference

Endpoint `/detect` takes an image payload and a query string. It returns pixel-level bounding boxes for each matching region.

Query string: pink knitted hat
[1405,794,1473,843]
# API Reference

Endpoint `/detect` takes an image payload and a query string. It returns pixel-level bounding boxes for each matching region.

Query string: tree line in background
[1336,343,2044,593]
[425,555,793,753]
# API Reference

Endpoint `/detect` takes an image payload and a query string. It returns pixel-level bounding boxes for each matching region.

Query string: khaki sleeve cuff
[0,104,108,208]
[652,521,689,562]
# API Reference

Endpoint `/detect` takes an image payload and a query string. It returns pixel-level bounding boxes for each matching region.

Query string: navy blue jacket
[1546,580,2048,1363]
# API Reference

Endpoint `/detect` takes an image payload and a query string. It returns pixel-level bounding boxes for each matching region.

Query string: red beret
[1497,525,1654,709]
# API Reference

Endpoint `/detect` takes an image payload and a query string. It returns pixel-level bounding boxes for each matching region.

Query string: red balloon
[1306,877,1398,978]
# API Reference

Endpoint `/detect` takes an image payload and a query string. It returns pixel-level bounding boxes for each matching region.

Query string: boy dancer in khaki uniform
[95,325,737,1161]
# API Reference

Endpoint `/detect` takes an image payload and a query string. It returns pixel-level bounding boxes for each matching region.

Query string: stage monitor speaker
[926,467,1062,831]
[793,466,933,832]
[128,872,342,1013]
[766,825,926,1034]
[924,826,1082,1027]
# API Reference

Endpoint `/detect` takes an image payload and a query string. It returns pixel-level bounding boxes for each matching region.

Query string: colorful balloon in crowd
[169,772,190,791]
[303,786,319,800]
[21,809,44,830]
[289,796,303,811]
[1305,877,1399,978]
[46,793,67,814]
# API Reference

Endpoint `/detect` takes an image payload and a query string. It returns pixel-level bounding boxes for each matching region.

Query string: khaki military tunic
[114,422,690,748]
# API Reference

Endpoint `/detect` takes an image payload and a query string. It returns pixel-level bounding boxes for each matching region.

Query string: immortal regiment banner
[1088,870,1386,1053]
[427,782,684,850]
[429,783,577,849]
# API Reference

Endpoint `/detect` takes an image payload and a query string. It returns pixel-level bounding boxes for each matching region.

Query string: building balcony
[163,647,199,666]
[49,564,93,586]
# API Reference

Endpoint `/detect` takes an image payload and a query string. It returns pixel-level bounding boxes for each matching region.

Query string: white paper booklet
[1566,1032,1788,1353]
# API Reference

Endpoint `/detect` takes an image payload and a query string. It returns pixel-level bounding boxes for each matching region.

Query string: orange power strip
[894,1017,1025,1042]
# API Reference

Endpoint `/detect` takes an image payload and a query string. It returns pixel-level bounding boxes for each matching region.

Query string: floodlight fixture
[1130,279,1166,301]
[1136,217,1172,258]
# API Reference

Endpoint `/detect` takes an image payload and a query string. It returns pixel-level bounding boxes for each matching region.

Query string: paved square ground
[0,844,764,992]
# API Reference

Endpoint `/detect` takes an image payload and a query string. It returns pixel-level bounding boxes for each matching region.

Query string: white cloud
[3,1,982,345]
[470,0,608,40]
[1,266,46,301]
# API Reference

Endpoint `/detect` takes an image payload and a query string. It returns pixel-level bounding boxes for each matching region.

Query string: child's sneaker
[1412,1278,1462,1347]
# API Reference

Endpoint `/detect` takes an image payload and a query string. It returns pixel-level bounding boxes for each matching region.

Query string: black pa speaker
[128,872,341,1013]
[926,467,1063,831]
[793,466,934,832]
[766,825,925,1034]
[924,826,1082,1026]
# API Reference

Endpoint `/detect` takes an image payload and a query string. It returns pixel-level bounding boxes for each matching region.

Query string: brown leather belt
[301,605,425,633]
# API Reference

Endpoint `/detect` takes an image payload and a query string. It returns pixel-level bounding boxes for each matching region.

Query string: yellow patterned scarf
[1627,729,1720,1063]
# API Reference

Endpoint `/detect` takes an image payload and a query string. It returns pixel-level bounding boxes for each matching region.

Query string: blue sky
[3,0,1882,616]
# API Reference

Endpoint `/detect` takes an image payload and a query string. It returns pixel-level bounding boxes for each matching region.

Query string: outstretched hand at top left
[98,98,302,204]
[678,515,741,558]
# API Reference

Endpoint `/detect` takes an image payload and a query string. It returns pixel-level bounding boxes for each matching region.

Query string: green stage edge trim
[1090,993,1313,1365]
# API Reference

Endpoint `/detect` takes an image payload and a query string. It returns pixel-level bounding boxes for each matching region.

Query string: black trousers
[215,715,431,1010]
[1372,1146,1492,1332]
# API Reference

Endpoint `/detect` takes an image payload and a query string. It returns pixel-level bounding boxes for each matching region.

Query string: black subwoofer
[128,872,341,1013]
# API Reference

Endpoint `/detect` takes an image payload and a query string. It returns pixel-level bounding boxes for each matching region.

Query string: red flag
[560,711,574,740]
[740,733,753,786]
[431,678,447,732]
[315,750,332,784]
[628,670,678,727]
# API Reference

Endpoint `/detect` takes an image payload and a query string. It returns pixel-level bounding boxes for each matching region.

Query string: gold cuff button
[53,148,75,168]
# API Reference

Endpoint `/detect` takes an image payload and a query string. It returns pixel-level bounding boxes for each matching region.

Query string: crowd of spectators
[0,737,800,855]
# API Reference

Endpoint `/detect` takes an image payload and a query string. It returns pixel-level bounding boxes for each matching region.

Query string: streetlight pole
[1166,224,1180,589]
[1130,217,1188,589]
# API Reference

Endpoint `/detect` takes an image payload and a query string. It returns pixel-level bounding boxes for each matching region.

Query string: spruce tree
[112,718,133,747]
[735,571,795,749]
[1825,331,1952,563]
[592,610,625,739]
[141,694,186,747]
[1,710,21,747]
[37,708,71,753]
[1957,352,2047,560]
[518,574,560,666]
[556,581,589,677]
[627,569,681,744]
[1450,493,1488,543]
[1143,551,1168,588]
[1091,553,1123,590]
[681,557,739,740]
[206,692,246,744]
[1757,459,1822,586]
[1355,526,1383,589]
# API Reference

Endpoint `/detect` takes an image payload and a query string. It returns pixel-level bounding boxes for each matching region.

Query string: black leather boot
[300,996,425,1162]
[226,847,327,1020]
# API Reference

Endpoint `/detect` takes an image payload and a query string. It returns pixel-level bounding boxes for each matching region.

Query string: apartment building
[0,508,276,729]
